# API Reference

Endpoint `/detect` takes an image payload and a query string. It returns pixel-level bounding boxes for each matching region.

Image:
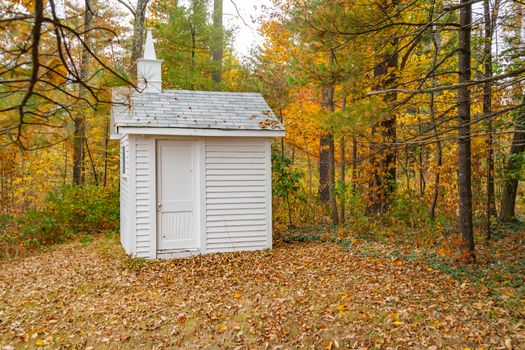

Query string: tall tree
[457,0,475,259]
[499,4,524,222]
[499,103,525,221]
[483,0,496,238]
[429,4,442,221]
[212,0,223,84]
[157,0,217,90]
[339,96,347,224]
[319,51,335,210]
[319,95,333,204]
[117,0,150,73]
[132,0,150,68]
[73,0,93,185]
[367,0,398,215]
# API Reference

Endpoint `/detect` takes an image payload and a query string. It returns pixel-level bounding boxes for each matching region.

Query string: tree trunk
[63,139,68,185]
[429,3,442,220]
[457,0,475,260]
[212,0,223,84]
[499,4,524,222]
[483,0,496,239]
[419,146,425,196]
[279,107,285,156]
[319,52,338,223]
[190,27,196,90]
[429,84,442,220]
[329,136,338,225]
[73,0,92,186]
[417,113,426,197]
[85,137,98,185]
[72,101,85,187]
[352,137,357,193]
[367,0,398,214]
[339,99,347,224]
[102,114,109,187]
[131,0,149,71]
[499,104,525,221]
[319,133,331,202]
[305,137,313,199]
[319,52,335,204]
[405,148,410,192]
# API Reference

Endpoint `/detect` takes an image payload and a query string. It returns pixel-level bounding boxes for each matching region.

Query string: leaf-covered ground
[0,236,523,349]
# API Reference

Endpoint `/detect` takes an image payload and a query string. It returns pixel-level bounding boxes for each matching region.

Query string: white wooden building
[111,30,285,259]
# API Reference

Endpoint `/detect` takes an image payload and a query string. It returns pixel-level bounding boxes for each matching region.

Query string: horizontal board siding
[204,146,265,152]
[206,203,265,210]
[135,141,151,257]
[207,219,266,227]
[120,135,130,253]
[206,158,265,164]
[207,225,266,233]
[206,152,265,159]
[207,213,267,221]
[207,191,265,199]
[206,169,264,176]
[207,186,265,192]
[208,206,266,219]
[206,243,268,252]
[207,181,265,187]
[205,139,269,253]
[207,197,266,204]
[206,174,265,181]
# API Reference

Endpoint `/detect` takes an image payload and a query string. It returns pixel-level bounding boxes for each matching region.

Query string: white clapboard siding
[134,140,153,257]
[205,139,271,253]
[206,202,265,210]
[119,135,131,253]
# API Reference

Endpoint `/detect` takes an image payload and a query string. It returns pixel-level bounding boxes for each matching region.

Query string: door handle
[157,202,162,211]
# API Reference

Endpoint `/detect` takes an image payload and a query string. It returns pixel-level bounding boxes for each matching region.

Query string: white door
[157,140,198,250]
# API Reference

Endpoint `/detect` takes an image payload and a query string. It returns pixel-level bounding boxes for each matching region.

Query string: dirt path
[0,237,522,349]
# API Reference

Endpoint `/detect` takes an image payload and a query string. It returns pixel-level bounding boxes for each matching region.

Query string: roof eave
[116,126,285,138]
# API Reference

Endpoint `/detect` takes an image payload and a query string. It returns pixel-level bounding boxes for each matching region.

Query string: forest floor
[0,232,523,349]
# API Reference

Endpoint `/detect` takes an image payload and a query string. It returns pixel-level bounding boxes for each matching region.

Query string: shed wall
[119,135,131,253]
[204,138,272,253]
[122,136,273,258]
[134,137,155,258]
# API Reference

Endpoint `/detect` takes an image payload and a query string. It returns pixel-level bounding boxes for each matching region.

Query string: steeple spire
[136,28,162,93]
[143,28,157,60]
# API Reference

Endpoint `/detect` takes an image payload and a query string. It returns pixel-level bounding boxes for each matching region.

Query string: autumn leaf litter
[0,237,523,349]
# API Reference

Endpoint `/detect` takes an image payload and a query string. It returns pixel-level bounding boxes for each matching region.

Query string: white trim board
[117,127,285,138]
[148,138,157,259]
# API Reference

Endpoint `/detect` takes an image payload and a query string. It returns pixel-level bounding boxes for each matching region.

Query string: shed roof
[112,88,284,136]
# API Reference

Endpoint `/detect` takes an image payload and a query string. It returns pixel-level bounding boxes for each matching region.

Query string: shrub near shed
[46,184,119,233]
[1,185,119,258]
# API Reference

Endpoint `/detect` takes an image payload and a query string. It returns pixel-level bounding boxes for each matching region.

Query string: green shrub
[0,214,14,233]
[388,190,432,228]
[17,209,65,247]
[1,185,120,258]
[0,214,19,258]
[272,151,305,229]
[46,184,119,233]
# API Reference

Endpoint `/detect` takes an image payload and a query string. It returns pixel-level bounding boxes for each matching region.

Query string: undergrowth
[282,221,525,322]
[0,185,119,259]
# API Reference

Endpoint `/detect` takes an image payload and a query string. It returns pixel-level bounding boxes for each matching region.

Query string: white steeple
[137,28,162,93]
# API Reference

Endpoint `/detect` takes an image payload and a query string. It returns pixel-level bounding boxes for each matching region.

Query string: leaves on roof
[258,119,281,129]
